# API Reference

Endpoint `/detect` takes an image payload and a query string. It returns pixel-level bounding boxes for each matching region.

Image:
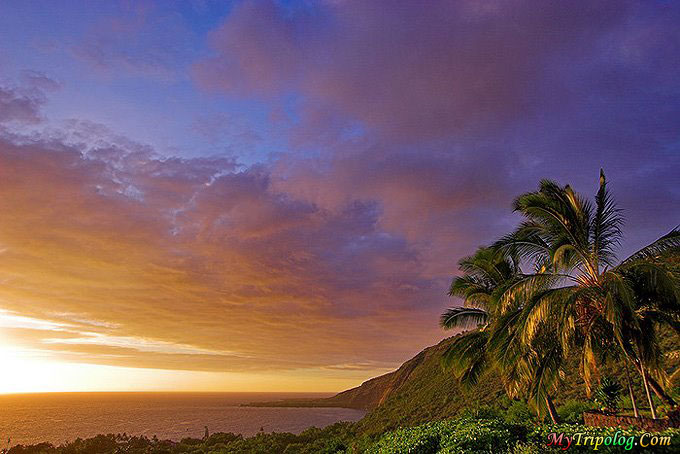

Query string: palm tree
[440,247,519,329]
[494,170,680,415]
[619,235,680,412]
[440,247,564,422]
[439,247,516,388]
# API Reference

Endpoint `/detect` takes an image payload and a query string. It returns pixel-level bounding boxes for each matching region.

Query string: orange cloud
[0,134,444,387]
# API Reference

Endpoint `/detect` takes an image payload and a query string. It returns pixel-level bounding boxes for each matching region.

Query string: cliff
[251,329,680,436]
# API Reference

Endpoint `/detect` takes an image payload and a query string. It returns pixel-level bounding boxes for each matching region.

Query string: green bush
[367,418,526,454]
[504,401,532,425]
[367,418,680,453]
[557,400,592,424]
[459,404,504,420]
[594,377,623,411]
[510,442,541,454]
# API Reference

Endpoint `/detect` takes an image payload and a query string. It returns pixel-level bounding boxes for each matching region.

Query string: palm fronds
[438,170,680,415]
[439,307,489,330]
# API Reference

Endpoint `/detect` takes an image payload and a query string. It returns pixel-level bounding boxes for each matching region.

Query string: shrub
[511,442,542,454]
[7,443,56,454]
[557,400,592,424]
[459,405,504,420]
[367,418,527,454]
[594,377,623,412]
[367,418,680,453]
[504,401,532,425]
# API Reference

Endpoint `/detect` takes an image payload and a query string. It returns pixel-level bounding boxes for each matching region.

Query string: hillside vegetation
[8,417,680,454]
[251,327,678,437]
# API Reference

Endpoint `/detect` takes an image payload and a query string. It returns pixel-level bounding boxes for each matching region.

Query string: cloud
[0,129,444,374]
[0,0,679,385]
[0,85,45,124]
[19,70,62,92]
[0,72,60,125]
[72,3,196,79]
[195,0,680,257]
[194,0,633,142]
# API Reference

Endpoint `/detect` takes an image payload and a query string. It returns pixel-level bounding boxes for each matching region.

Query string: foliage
[459,404,504,421]
[556,400,593,424]
[491,172,680,410]
[365,418,526,454]
[9,418,680,453]
[510,442,541,454]
[352,324,680,437]
[594,377,623,411]
[441,171,680,419]
[366,418,680,454]
[439,245,564,419]
[504,401,533,425]
[5,423,357,454]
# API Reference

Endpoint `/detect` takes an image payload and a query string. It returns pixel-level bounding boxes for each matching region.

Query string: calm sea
[0,393,366,446]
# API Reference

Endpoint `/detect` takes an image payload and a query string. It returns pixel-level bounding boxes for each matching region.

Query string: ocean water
[0,393,366,446]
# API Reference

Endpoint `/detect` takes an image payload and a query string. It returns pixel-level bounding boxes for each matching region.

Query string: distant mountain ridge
[248,335,502,435]
[321,344,431,410]
[251,329,680,436]
[247,337,452,411]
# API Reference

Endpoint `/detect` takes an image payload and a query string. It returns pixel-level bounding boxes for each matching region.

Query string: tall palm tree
[494,170,680,414]
[440,247,564,422]
[439,247,515,388]
[619,235,680,411]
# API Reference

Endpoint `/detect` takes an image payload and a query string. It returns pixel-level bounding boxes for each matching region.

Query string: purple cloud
[0,84,46,124]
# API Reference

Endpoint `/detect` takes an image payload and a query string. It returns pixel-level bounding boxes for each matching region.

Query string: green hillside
[251,325,679,438]
[356,329,679,436]
[353,336,506,436]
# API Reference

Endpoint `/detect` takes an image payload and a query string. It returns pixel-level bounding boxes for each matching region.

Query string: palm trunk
[648,376,677,407]
[545,395,559,424]
[633,362,676,406]
[641,365,657,419]
[624,362,639,418]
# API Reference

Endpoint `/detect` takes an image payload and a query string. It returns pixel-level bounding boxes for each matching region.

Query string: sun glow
[0,343,141,393]
[0,342,211,394]
[0,340,361,394]
[0,344,83,393]
[0,310,366,394]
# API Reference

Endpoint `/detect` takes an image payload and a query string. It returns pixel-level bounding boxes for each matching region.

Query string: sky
[0,0,678,393]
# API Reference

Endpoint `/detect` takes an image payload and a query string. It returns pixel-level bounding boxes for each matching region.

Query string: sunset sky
[0,0,678,393]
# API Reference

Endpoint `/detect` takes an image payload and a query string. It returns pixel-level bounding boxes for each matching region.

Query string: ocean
[0,392,366,446]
